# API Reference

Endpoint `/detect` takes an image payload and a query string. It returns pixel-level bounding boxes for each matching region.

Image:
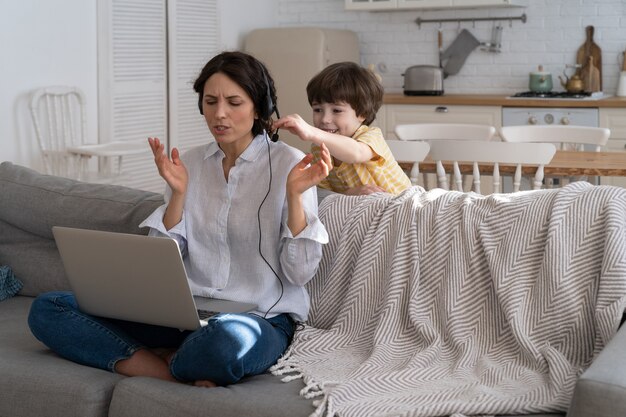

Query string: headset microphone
[271,106,281,142]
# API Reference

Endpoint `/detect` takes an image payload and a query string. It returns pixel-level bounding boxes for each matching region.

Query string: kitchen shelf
[345,0,526,11]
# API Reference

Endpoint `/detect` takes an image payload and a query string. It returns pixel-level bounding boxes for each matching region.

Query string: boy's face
[311,101,366,138]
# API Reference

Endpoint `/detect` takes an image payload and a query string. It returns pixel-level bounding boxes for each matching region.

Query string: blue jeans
[28,291,295,385]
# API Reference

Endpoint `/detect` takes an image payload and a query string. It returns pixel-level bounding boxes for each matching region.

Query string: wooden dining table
[399,150,626,177]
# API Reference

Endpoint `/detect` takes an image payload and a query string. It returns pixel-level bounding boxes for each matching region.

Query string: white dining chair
[499,125,610,151]
[395,123,497,143]
[394,123,497,187]
[500,125,610,186]
[386,139,430,183]
[29,86,144,183]
[29,86,85,178]
[428,140,557,194]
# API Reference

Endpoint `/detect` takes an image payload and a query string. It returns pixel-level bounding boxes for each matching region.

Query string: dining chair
[499,125,610,186]
[386,139,430,183]
[29,86,143,183]
[394,123,496,187]
[428,140,557,194]
[499,125,610,151]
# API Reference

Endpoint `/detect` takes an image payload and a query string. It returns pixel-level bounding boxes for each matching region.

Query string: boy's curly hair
[306,62,383,126]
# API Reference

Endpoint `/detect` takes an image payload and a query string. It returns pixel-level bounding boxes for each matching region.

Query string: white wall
[277,0,625,95]
[0,0,98,170]
[1,0,277,171]
[220,0,278,50]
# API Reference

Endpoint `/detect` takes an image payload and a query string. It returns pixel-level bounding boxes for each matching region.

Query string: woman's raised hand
[287,143,332,197]
[148,137,188,196]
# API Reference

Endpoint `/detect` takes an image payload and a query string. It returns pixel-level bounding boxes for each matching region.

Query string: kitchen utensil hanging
[618,50,626,72]
[576,25,602,91]
[420,14,527,78]
[440,29,481,78]
[437,25,443,68]
[480,24,503,53]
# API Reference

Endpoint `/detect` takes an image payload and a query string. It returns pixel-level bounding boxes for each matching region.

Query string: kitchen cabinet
[344,0,525,11]
[376,104,502,140]
[600,108,626,187]
[344,0,399,11]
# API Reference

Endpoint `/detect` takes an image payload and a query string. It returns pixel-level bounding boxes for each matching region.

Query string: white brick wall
[276,0,626,95]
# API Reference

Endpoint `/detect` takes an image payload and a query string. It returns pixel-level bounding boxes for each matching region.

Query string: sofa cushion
[0,162,164,296]
[0,219,70,295]
[108,373,315,417]
[108,375,564,417]
[567,324,626,417]
[0,296,124,417]
[0,162,164,239]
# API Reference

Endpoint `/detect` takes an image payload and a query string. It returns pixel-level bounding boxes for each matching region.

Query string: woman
[28,51,332,387]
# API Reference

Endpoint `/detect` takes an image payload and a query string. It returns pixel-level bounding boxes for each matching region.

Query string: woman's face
[201,72,256,146]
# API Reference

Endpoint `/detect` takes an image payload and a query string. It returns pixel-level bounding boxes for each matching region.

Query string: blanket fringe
[311,395,337,417]
[281,373,302,382]
[271,350,334,417]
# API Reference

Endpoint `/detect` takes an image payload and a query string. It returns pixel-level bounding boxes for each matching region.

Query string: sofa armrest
[567,322,626,417]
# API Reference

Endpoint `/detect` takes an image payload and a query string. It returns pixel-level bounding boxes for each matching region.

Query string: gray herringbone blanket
[272,183,626,417]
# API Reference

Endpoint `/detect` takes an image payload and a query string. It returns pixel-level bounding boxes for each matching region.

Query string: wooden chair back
[394,123,496,187]
[428,140,557,194]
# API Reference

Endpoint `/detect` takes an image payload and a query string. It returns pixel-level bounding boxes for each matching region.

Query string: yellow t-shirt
[311,125,411,195]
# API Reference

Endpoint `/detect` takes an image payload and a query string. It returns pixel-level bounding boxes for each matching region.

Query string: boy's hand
[273,114,318,143]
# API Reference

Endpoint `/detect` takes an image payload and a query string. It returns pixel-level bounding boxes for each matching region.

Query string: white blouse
[139,134,328,322]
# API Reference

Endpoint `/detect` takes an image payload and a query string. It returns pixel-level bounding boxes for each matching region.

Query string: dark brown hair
[193,51,277,137]
[306,62,383,126]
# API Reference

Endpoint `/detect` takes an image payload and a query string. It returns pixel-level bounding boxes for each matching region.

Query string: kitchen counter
[383,94,626,108]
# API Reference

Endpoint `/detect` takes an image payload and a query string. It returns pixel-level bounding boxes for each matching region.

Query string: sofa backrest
[0,162,164,296]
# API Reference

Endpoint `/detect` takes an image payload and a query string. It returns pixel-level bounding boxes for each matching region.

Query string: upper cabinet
[345,0,525,11]
[345,0,399,10]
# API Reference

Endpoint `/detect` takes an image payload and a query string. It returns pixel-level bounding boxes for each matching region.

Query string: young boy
[273,62,411,195]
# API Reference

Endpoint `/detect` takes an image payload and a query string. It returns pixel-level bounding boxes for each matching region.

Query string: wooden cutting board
[576,25,602,91]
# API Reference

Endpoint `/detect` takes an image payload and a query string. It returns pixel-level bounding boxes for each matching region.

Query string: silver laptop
[52,226,257,331]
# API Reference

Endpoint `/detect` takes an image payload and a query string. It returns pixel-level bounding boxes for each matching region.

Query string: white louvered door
[167,0,219,154]
[98,0,219,192]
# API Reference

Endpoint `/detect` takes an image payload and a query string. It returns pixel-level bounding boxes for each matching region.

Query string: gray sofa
[0,160,625,417]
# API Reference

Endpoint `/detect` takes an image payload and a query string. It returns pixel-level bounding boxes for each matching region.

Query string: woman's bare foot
[126,348,217,388]
[194,380,217,388]
[115,348,177,382]
[150,347,176,363]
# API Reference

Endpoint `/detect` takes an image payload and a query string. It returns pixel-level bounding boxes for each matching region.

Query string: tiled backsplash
[276,0,625,95]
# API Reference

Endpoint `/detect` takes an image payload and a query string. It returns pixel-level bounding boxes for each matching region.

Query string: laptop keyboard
[197,310,218,320]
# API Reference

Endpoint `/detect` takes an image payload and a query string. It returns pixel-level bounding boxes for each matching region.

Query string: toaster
[403,65,444,96]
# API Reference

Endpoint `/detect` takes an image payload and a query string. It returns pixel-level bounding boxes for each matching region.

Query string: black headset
[261,68,281,142]
[197,64,280,142]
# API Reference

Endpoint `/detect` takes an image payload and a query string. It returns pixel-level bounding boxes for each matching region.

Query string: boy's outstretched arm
[273,114,374,164]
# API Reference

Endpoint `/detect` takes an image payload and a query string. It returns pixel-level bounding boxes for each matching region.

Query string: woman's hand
[285,143,332,236]
[286,143,332,197]
[148,137,188,196]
